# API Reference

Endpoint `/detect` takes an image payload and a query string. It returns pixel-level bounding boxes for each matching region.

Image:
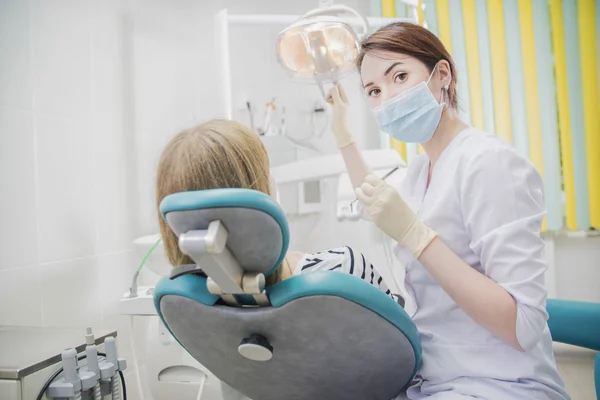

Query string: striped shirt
[293,246,404,307]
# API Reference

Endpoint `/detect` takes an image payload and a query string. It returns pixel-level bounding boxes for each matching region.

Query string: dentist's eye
[368,88,381,97]
[394,72,408,83]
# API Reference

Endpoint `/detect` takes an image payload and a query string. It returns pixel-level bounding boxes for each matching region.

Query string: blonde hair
[156,119,282,282]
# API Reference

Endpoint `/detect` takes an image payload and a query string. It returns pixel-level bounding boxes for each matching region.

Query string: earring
[444,84,449,91]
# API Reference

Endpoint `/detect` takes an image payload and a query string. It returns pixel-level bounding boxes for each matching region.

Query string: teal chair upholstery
[547,299,600,399]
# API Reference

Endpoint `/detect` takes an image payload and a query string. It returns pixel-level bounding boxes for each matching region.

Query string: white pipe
[129,316,146,400]
[227,14,414,27]
[215,9,233,120]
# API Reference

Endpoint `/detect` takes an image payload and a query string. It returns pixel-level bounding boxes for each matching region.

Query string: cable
[36,354,86,400]
[136,236,162,275]
[36,352,127,400]
[195,375,207,400]
[119,370,128,400]
[129,235,162,298]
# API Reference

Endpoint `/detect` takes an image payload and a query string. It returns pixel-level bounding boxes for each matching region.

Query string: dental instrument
[350,165,400,211]
[41,327,127,400]
[246,101,255,132]
[261,98,276,135]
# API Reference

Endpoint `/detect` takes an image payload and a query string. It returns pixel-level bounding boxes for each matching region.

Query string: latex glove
[326,84,356,149]
[355,174,438,258]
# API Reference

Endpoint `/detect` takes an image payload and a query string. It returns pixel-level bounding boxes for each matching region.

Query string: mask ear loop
[426,62,448,109]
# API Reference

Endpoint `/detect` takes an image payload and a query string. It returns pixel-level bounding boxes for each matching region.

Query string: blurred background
[0,0,598,399]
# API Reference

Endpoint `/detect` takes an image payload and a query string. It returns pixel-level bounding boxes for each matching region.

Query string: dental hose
[111,375,121,400]
[93,382,102,400]
[129,236,162,298]
[36,352,127,400]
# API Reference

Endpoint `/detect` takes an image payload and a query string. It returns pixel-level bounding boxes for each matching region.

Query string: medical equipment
[275,3,368,98]
[44,329,126,400]
[153,188,422,399]
[259,98,276,136]
[350,165,400,211]
[128,235,162,299]
[0,326,124,400]
[245,102,255,132]
[281,102,330,153]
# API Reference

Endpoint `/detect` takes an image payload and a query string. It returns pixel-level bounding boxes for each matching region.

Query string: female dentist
[328,22,569,400]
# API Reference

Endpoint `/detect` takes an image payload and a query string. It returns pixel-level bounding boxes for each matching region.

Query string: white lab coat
[389,128,569,399]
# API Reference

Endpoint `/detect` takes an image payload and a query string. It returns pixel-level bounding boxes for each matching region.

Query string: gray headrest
[166,207,283,275]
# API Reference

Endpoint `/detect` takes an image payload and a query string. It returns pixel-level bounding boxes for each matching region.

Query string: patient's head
[156,119,272,268]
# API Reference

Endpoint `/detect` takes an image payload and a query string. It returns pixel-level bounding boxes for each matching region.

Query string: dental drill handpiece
[85,327,102,400]
[105,337,121,400]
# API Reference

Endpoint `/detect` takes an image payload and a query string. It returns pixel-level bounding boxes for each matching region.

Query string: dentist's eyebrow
[384,61,403,76]
[363,61,405,88]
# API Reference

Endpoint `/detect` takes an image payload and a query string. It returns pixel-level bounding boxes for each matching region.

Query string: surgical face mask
[372,65,445,143]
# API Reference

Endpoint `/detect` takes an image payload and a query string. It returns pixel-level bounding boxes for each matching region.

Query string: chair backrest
[155,188,422,400]
[547,298,600,400]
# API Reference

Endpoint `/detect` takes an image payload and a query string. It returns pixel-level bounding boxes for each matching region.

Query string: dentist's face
[360,50,443,108]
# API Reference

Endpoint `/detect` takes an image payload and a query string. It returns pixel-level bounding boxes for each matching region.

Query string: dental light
[276,3,369,98]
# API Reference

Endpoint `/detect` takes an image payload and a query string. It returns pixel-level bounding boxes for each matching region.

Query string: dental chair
[547,298,600,399]
[153,188,421,400]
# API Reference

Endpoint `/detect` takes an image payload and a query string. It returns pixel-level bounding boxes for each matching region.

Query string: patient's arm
[292,246,404,306]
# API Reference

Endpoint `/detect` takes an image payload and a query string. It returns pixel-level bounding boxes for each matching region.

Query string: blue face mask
[372,65,445,143]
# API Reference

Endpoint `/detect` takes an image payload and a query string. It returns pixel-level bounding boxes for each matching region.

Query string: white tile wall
[41,257,102,328]
[0,265,43,326]
[0,106,38,270]
[30,0,91,117]
[1,0,142,396]
[0,0,32,109]
[35,114,97,263]
[93,111,136,254]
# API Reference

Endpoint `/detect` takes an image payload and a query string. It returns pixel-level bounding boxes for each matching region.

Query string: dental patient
[156,119,402,305]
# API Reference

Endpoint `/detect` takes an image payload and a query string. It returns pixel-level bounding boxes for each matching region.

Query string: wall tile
[30,0,90,117]
[35,114,97,262]
[0,106,38,270]
[0,0,32,108]
[93,112,136,253]
[41,257,102,328]
[0,265,42,326]
[90,0,131,114]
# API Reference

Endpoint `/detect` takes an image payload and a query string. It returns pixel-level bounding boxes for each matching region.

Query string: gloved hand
[326,84,356,149]
[355,174,438,258]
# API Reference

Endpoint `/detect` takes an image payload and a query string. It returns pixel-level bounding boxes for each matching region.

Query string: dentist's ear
[269,175,281,204]
[436,60,452,90]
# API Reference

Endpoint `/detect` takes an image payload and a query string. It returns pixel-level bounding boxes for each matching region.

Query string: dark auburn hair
[356,22,458,109]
